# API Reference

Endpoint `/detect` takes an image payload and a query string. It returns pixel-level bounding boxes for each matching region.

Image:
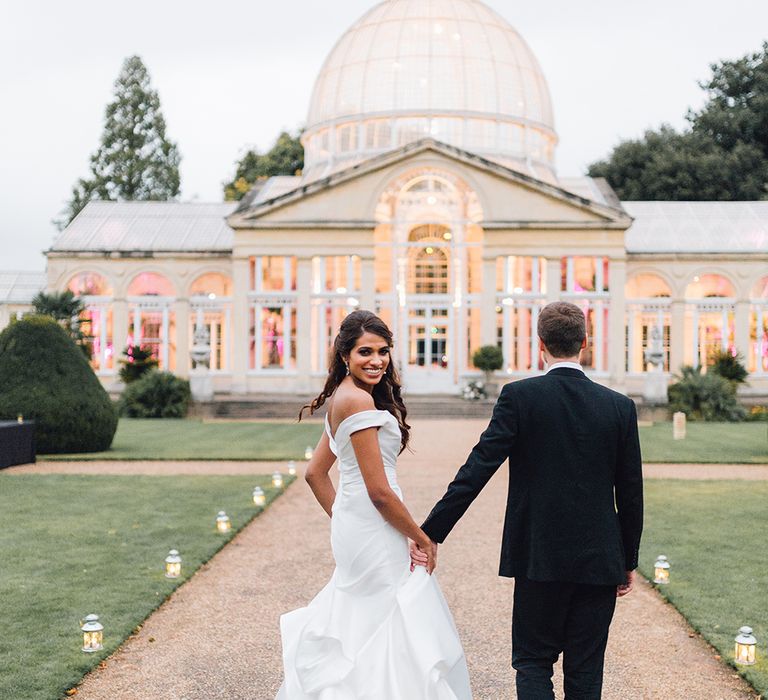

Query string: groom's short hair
[538,302,586,358]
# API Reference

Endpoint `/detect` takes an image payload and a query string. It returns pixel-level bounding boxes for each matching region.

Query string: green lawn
[41,418,324,461]
[639,422,768,463]
[639,480,768,696]
[0,473,292,700]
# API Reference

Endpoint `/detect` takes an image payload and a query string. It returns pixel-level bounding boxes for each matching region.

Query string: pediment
[227,139,631,231]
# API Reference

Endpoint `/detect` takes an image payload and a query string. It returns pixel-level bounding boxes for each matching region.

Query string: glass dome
[302,0,557,182]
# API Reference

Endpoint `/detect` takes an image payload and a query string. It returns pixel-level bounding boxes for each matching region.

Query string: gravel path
[12,420,760,699]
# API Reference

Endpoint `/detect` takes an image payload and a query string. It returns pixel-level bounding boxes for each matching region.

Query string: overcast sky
[1,0,766,271]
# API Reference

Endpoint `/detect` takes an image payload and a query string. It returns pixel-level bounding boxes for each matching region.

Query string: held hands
[617,569,636,597]
[409,536,438,575]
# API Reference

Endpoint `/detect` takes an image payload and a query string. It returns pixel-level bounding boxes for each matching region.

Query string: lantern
[216,511,231,533]
[165,549,181,579]
[287,460,297,476]
[81,614,104,653]
[272,471,284,489]
[304,446,314,460]
[672,412,686,440]
[16,414,23,424]
[253,486,266,507]
[735,626,757,665]
[653,555,670,584]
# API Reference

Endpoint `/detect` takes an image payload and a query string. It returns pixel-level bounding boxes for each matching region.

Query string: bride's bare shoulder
[331,383,376,425]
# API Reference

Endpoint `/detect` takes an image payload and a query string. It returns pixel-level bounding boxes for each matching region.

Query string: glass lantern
[272,471,284,489]
[653,555,670,584]
[16,414,23,424]
[216,510,231,533]
[304,446,314,460]
[287,460,297,476]
[165,549,181,579]
[81,614,104,653]
[253,486,266,507]
[734,626,757,665]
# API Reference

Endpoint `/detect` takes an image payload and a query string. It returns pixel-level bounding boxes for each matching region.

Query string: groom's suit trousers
[511,575,617,700]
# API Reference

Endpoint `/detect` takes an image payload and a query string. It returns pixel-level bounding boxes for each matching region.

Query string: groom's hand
[617,570,636,597]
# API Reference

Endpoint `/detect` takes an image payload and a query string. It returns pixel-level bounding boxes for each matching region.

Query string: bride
[277,310,472,699]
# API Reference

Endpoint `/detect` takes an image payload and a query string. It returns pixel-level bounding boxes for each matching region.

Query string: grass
[0,473,293,700]
[639,422,768,463]
[41,418,324,461]
[639,480,768,696]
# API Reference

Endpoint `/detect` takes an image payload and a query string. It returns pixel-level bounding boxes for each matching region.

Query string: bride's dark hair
[299,309,410,453]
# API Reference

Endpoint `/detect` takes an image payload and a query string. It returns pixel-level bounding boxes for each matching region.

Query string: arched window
[128,272,175,297]
[683,274,735,369]
[626,274,671,298]
[684,274,735,299]
[190,273,232,299]
[750,277,768,373]
[67,273,113,371]
[68,272,112,297]
[408,225,450,295]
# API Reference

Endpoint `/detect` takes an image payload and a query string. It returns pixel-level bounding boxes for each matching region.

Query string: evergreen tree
[224,130,304,201]
[31,290,90,353]
[589,43,768,201]
[58,55,181,227]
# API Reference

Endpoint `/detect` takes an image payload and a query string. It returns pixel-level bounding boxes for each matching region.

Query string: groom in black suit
[416,301,643,699]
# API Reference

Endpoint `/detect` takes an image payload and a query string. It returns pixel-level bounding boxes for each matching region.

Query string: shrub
[472,345,504,374]
[119,344,159,384]
[0,316,118,453]
[120,371,191,418]
[709,349,748,384]
[668,365,747,422]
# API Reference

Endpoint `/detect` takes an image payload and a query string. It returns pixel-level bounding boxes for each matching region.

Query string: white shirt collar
[546,361,585,374]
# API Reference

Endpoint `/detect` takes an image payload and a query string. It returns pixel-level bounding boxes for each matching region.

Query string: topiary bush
[119,371,191,418]
[668,365,747,422]
[0,316,118,453]
[472,345,504,374]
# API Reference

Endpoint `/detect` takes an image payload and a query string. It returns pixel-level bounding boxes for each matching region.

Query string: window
[249,305,296,371]
[250,257,297,292]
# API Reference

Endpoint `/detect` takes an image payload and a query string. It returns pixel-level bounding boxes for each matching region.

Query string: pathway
[10,420,761,699]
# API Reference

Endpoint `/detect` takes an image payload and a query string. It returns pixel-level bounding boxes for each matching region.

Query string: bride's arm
[350,427,436,573]
[304,431,337,517]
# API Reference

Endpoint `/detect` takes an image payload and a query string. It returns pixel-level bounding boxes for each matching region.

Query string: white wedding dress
[277,409,472,699]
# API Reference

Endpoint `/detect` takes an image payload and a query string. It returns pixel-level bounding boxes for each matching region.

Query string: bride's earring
[345,362,350,375]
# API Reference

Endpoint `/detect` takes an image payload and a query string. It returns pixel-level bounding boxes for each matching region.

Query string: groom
[415,301,643,699]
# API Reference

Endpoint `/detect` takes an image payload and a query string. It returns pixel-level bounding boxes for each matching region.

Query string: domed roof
[302,0,557,182]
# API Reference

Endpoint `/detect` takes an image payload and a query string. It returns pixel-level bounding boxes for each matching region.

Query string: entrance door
[403,304,453,393]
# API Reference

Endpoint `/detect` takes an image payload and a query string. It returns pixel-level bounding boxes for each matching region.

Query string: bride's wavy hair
[299,310,410,453]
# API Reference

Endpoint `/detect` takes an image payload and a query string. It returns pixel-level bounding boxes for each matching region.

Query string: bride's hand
[410,537,437,574]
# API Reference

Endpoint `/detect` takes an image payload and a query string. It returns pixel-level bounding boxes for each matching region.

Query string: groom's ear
[581,337,588,350]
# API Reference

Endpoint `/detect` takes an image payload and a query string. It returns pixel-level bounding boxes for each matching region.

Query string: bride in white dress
[277,310,471,699]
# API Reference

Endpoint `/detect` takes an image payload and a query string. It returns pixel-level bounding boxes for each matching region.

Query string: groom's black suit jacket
[422,368,643,586]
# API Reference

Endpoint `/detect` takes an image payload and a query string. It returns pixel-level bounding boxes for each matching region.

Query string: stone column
[231,257,250,394]
[545,258,561,302]
[734,300,750,361]
[669,300,686,375]
[296,257,313,391]
[174,298,190,379]
[112,298,128,372]
[481,257,497,346]
[608,259,627,390]
[360,257,376,311]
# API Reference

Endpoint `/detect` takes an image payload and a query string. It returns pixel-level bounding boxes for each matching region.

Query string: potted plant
[472,345,504,396]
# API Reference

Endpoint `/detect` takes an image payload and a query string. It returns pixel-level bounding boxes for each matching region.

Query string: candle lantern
[672,412,686,440]
[287,460,297,476]
[253,486,266,507]
[734,626,757,665]
[216,510,231,533]
[81,614,104,653]
[653,555,670,584]
[17,414,23,424]
[164,549,181,578]
[272,471,285,489]
[304,446,314,460]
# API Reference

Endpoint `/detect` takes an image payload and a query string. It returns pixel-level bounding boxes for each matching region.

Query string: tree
[0,316,118,453]
[119,345,159,384]
[224,130,304,200]
[589,43,768,201]
[31,290,90,353]
[58,55,181,227]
